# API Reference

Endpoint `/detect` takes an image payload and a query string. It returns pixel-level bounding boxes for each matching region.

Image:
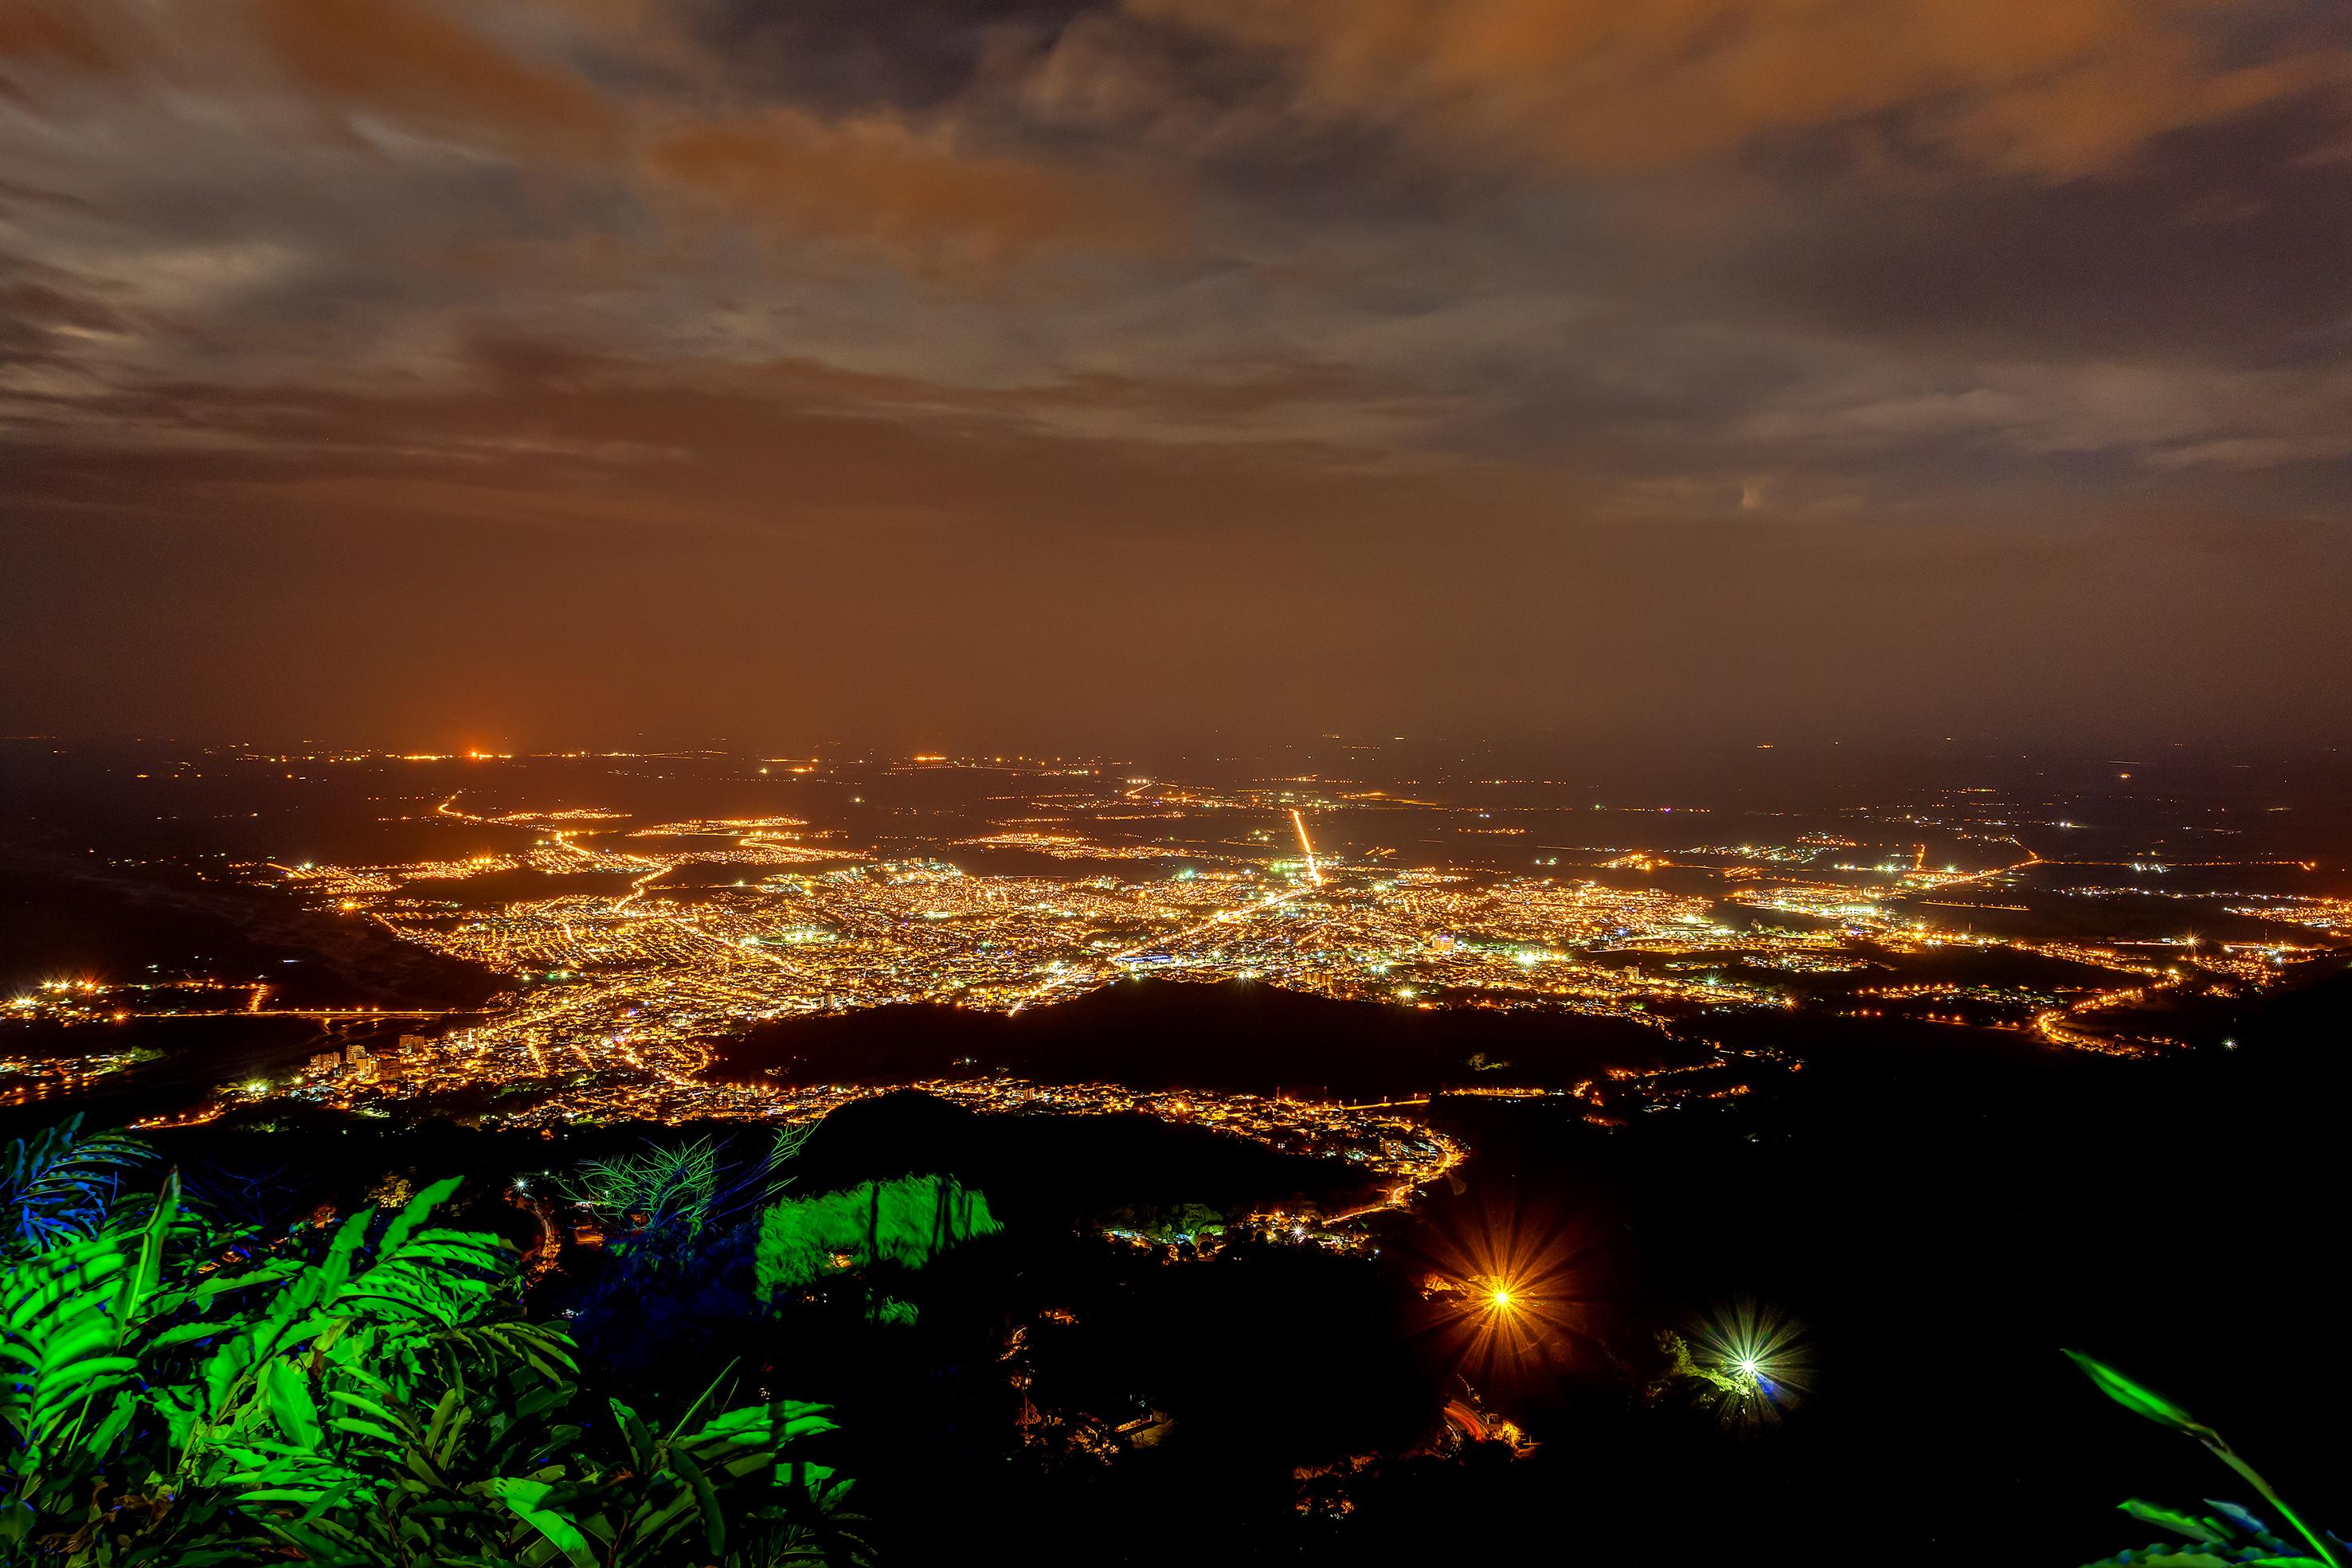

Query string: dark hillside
[714,977,1694,1097]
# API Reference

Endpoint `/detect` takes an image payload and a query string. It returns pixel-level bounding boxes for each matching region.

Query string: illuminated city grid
[12,758,2338,1140]
[65,763,2298,1120]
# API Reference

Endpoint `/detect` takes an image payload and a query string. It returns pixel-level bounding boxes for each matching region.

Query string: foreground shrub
[0,1120,865,1566]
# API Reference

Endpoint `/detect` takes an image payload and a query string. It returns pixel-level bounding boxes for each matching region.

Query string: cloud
[642,108,1180,264]
[678,0,1098,113]
[4,2,2350,749]
[1736,358,2352,471]
[243,0,621,156]
[1128,0,2352,179]
[2,2,1182,276]
[5,0,2350,542]
[0,3,130,76]
[0,315,1449,534]
[1700,95,2352,363]
[2,1,624,161]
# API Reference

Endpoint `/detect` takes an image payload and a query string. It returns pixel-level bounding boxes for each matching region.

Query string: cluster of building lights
[16,764,2342,1127]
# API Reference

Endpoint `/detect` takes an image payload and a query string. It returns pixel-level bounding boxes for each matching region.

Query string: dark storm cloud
[1,0,2348,748]
[1716,98,2352,365]
[683,0,1102,112]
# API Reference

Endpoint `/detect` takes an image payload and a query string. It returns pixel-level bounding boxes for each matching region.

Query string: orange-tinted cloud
[0,2,137,75]
[1129,0,2352,178]
[245,0,620,155]
[644,109,1179,262]
[6,3,1172,269]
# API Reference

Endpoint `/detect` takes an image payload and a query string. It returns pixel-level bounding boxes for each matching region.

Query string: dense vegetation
[0,1116,865,1566]
[6,1092,2343,1566]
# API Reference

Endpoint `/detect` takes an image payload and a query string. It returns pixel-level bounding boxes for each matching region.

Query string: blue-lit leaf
[2123,1501,2229,1544]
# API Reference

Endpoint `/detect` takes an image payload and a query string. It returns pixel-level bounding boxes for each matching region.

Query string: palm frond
[0,1113,154,1256]
[1,1160,867,1566]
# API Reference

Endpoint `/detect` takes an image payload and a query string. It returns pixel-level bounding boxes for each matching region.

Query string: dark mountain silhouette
[712,976,1695,1097]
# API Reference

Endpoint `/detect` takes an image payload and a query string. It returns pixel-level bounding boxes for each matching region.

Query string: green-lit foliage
[1103,1202,1225,1244]
[2065,1349,2210,1437]
[2066,1351,2342,1568]
[563,1128,810,1295]
[1647,1302,1810,1433]
[558,1132,813,1378]
[755,1175,1001,1299]
[2078,1496,2330,1568]
[567,1140,723,1241]
[0,1118,865,1566]
[565,1127,811,1243]
[1,1115,152,1257]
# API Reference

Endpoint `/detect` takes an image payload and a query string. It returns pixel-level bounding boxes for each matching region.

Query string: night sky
[4,2,2349,751]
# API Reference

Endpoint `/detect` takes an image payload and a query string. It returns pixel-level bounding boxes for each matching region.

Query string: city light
[23,760,2334,1133]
